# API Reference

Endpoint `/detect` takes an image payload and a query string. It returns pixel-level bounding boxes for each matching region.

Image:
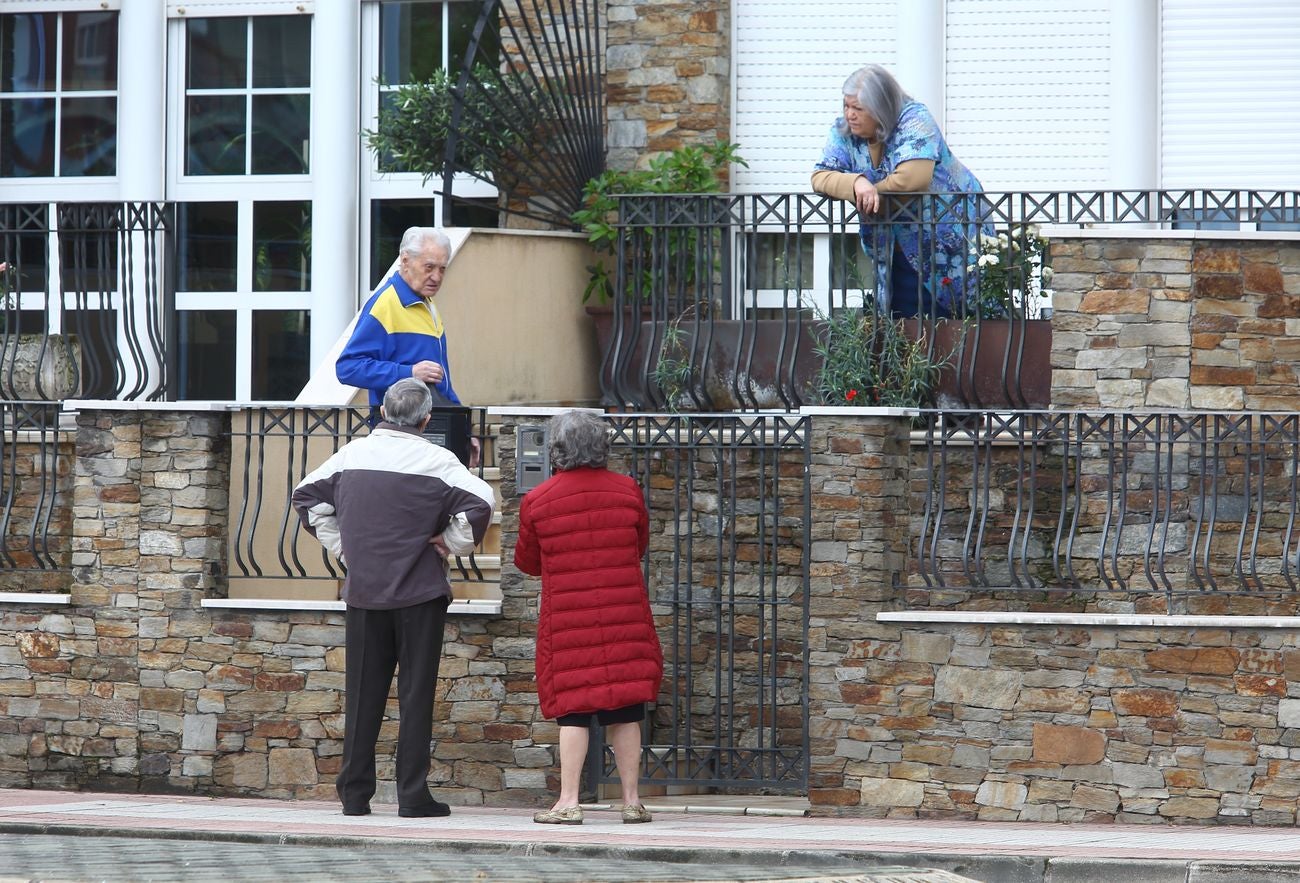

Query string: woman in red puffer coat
[514,409,664,826]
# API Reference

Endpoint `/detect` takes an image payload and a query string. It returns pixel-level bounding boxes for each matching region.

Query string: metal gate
[593,413,811,792]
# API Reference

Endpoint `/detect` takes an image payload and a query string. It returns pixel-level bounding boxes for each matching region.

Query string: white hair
[399,226,451,257]
[839,64,910,142]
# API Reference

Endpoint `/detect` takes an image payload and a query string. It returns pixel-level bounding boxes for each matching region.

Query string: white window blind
[1161,0,1300,189]
[732,0,897,193]
[943,0,1111,191]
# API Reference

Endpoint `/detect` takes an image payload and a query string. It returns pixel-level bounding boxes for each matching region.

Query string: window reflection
[178,203,238,292]
[252,310,310,400]
[180,311,236,400]
[0,13,56,92]
[251,16,310,88]
[187,17,246,89]
[184,16,310,177]
[254,201,311,292]
[62,11,117,91]
[1,10,118,178]
[60,96,116,176]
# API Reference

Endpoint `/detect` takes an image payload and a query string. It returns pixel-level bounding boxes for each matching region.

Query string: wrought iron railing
[0,402,74,590]
[225,407,498,589]
[0,202,175,402]
[443,0,605,228]
[911,410,1300,607]
[601,189,1300,412]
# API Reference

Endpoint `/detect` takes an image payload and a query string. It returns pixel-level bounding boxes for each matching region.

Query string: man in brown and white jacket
[292,378,494,818]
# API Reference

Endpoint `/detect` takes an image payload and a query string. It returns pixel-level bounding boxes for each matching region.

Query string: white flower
[1041,266,1055,282]
[978,253,1000,267]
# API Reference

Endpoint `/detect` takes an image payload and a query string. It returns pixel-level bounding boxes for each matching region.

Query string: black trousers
[337,596,450,810]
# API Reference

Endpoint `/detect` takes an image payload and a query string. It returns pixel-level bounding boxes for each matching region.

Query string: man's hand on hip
[412,360,444,383]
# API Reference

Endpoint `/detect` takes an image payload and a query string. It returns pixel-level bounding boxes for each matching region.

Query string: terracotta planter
[588,307,822,410]
[904,318,1052,409]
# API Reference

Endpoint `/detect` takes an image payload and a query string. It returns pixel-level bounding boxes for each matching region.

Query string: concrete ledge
[878,610,1300,628]
[201,598,502,616]
[0,593,71,605]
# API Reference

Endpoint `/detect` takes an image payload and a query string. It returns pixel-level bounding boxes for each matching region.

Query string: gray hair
[549,410,609,471]
[382,378,434,428]
[838,64,910,142]
[399,226,451,258]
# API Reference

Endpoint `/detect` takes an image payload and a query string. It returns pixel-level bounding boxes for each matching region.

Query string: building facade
[3,0,1298,403]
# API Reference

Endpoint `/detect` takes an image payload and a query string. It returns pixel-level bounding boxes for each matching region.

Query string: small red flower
[845,389,858,402]
[941,276,953,286]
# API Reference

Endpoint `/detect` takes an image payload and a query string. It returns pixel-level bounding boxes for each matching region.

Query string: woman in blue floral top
[813,64,987,318]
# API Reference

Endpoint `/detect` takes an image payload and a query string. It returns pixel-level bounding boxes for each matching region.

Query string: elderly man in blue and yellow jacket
[337,226,462,408]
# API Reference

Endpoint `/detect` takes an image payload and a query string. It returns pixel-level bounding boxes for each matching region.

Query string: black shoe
[398,800,451,818]
[341,804,371,816]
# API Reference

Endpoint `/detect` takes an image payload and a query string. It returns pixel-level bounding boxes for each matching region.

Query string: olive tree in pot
[364,63,551,224]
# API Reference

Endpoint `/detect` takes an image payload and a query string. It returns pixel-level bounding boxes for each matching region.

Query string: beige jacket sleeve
[811,160,937,199]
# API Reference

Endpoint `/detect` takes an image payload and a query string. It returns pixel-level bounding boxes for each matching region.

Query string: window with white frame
[0,9,119,177]
[167,9,315,402]
[361,0,498,290]
[182,14,311,176]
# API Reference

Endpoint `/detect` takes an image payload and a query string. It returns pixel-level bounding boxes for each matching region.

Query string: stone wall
[1,407,561,806]
[8,405,1300,824]
[1051,238,1300,410]
[605,0,730,170]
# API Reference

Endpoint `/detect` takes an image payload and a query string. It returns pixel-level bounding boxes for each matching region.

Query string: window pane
[450,197,499,228]
[829,233,874,291]
[450,0,498,68]
[252,15,310,88]
[60,212,119,294]
[179,311,236,400]
[250,94,308,174]
[750,233,814,290]
[178,202,237,292]
[0,97,54,176]
[254,201,311,292]
[60,96,116,176]
[251,310,310,400]
[61,308,118,398]
[379,1,443,84]
[369,199,435,289]
[187,18,246,89]
[61,11,117,91]
[0,204,49,293]
[186,94,246,175]
[1,13,56,93]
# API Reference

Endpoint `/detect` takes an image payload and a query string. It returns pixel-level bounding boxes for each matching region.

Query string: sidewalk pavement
[5,788,1300,882]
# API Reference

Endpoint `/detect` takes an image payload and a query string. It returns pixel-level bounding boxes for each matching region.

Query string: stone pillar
[59,409,146,786]
[605,0,730,170]
[137,411,230,789]
[802,410,913,812]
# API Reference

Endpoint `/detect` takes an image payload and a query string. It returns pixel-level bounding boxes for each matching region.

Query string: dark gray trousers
[337,596,449,810]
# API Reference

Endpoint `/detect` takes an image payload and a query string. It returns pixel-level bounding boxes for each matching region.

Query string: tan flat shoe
[533,805,583,825]
[621,803,652,824]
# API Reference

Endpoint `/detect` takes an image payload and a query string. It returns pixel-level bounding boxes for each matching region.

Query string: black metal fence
[594,413,811,791]
[910,410,1300,609]
[0,402,74,591]
[601,189,1300,412]
[1,202,175,402]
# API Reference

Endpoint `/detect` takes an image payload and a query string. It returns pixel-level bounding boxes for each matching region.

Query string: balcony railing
[1,202,175,403]
[600,189,1300,412]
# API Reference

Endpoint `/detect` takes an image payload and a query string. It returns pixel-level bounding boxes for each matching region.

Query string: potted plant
[811,306,946,410]
[574,142,758,406]
[364,63,549,219]
[905,225,1054,409]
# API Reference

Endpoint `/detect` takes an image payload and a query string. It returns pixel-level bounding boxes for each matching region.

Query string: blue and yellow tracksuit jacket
[335,271,461,407]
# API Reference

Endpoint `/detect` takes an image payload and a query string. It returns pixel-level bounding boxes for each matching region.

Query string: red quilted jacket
[514,466,664,719]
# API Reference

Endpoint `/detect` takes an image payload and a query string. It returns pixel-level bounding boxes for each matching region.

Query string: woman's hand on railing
[852,176,880,215]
